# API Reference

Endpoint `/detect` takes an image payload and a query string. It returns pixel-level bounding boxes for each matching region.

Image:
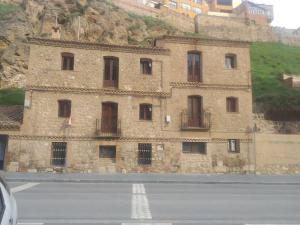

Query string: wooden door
[0,136,7,170]
[188,96,202,127]
[188,52,201,82]
[103,57,119,88]
[101,103,118,133]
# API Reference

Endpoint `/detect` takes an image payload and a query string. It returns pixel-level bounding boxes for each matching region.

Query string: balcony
[96,118,121,138]
[181,110,211,131]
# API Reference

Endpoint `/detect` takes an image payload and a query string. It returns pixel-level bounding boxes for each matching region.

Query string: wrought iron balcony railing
[181,110,211,131]
[96,118,121,138]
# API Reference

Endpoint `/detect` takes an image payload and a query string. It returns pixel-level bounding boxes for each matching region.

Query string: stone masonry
[2,35,254,173]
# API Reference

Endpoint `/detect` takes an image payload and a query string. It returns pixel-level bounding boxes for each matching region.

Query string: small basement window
[182,142,207,154]
[140,58,152,75]
[99,146,116,162]
[225,54,237,69]
[228,139,240,153]
[51,142,67,166]
[58,100,71,118]
[61,52,74,70]
[138,143,152,165]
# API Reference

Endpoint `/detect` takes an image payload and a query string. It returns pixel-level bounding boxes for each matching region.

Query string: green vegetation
[142,16,176,33]
[0,3,21,18]
[251,42,300,109]
[0,89,24,105]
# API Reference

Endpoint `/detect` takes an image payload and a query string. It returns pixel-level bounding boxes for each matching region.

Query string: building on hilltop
[162,0,210,17]
[233,0,273,25]
[0,35,254,173]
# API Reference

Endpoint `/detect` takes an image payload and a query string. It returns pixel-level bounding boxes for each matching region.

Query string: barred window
[61,52,74,70]
[99,146,116,162]
[58,100,71,118]
[228,139,240,153]
[51,142,67,166]
[138,143,152,165]
[182,142,207,154]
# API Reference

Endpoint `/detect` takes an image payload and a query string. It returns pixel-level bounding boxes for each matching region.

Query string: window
[193,0,202,3]
[51,142,67,166]
[225,54,237,69]
[228,139,240,153]
[104,57,119,88]
[226,97,239,113]
[188,51,202,82]
[61,52,74,70]
[169,1,177,9]
[139,104,152,120]
[138,143,152,165]
[140,58,152,75]
[192,7,202,14]
[99,146,116,162]
[58,100,71,118]
[182,142,206,154]
[217,0,232,6]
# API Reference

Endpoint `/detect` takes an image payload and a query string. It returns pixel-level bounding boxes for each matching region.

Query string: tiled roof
[0,105,24,130]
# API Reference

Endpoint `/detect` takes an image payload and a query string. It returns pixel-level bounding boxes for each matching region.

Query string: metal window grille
[138,143,152,165]
[51,142,67,166]
[182,142,207,154]
[99,146,116,162]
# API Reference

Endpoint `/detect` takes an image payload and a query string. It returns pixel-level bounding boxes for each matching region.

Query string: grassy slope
[251,42,300,109]
[0,3,21,18]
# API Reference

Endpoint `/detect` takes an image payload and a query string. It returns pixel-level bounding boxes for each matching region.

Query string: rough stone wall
[5,38,254,173]
[255,134,300,174]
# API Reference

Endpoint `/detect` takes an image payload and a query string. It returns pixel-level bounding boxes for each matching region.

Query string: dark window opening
[140,58,152,75]
[104,57,119,88]
[228,139,240,153]
[138,143,152,165]
[51,142,67,166]
[226,97,238,113]
[99,146,116,162]
[61,52,74,70]
[182,142,207,154]
[58,100,71,118]
[139,104,152,120]
[225,54,237,69]
[187,96,202,127]
[188,52,202,82]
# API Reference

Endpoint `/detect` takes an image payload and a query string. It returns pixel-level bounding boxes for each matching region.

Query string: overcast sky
[249,0,299,29]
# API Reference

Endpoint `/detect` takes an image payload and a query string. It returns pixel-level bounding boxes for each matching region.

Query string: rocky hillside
[0,0,179,88]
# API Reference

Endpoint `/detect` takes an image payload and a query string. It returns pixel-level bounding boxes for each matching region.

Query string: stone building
[0,35,254,173]
[233,0,273,25]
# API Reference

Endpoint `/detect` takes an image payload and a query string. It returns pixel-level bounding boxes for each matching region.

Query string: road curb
[6,178,300,185]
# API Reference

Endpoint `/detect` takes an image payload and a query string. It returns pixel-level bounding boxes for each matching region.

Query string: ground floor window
[138,143,152,165]
[228,139,240,153]
[182,142,207,154]
[99,146,116,162]
[51,142,67,166]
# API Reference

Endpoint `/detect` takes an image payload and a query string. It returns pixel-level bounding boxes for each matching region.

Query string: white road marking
[11,182,40,193]
[131,184,152,219]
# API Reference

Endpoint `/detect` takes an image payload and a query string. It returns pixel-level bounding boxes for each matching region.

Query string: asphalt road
[8,181,300,225]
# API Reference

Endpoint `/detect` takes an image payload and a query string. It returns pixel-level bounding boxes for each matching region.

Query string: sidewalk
[1,171,300,184]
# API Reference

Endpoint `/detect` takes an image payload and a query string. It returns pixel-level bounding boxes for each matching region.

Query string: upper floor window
[217,0,232,6]
[140,58,152,75]
[193,0,202,4]
[187,51,202,82]
[103,57,119,88]
[182,3,191,11]
[169,1,177,9]
[228,139,240,153]
[58,100,71,118]
[226,97,238,113]
[225,54,237,69]
[192,7,202,14]
[182,142,206,154]
[140,104,152,120]
[61,52,74,70]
